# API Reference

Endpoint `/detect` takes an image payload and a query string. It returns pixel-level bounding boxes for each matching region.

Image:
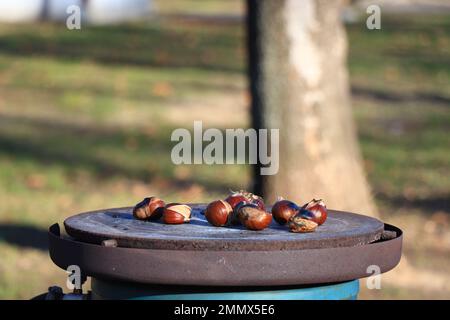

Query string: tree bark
[247,0,377,216]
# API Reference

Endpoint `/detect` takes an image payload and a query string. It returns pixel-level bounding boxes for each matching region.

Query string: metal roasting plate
[49,205,402,286]
[63,205,385,251]
[48,223,402,286]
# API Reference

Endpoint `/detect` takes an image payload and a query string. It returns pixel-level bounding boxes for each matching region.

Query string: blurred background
[0,0,449,299]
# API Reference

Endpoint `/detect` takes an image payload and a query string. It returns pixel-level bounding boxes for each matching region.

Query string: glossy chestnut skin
[230,201,256,225]
[133,196,165,221]
[300,199,327,225]
[205,200,233,227]
[163,203,192,224]
[271,200,300,225]
[237,204,273,231]
[252,197,266,211]
[225,194,248,210]
[288,216,318,233]
[225,190,265,211]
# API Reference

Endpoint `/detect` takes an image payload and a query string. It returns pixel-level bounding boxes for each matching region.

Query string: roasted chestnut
[225,190,265,211]
[271,199,300,225]
[133,196,165,221]
[300,199,327,225]
[236,203,272,231]
[288,216,318,233]
[163,203,192,224]
[229,200,250,225]
[225,193,248,210]
[251,196,266,211]
[205,200,233,227]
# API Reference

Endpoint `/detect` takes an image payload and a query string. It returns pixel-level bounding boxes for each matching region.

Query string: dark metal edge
[49,223,402,286]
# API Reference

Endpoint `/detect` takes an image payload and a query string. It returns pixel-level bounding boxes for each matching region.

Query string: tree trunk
[247,0,377,216]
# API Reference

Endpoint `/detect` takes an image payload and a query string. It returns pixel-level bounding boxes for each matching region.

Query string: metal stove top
[48,204,402,286]
[64,204,384,250]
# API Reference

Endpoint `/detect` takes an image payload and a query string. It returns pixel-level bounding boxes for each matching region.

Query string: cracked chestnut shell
[237,204,273,231]
[271,199,299,225]
[133,196,165,221]
[225,193,248,210]
[301,199,327,225]
[205,200,233,227]
[230,200,255,225]
[163,203,192,224]
[225,190,265,211]
[288,216,318,233]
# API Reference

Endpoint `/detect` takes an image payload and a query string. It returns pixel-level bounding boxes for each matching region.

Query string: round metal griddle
[64,204,384,251]
[48,204,402,286]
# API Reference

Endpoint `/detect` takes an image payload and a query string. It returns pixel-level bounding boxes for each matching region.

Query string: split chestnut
[225,190,265,211]
[272,198,328,227]
[288,216,318,233]
[300,199,327,225]
[163,203,192,224]
[132,196,165,221]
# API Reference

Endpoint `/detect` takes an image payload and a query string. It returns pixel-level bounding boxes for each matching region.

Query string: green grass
[348,14,450,96]
[0,7,449,299]
[155,0,243,15]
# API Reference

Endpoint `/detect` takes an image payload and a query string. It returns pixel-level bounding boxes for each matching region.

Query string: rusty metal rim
[48,223,402,286]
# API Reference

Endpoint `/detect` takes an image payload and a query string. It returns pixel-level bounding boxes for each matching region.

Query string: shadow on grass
[352,85,450,107]
[0,223,48,251]
[0,21,243,73]
[347,14,450,78]
[0,114,233,193]
[378,193,450,214]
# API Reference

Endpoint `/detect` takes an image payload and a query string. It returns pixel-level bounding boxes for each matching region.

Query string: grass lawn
[0,5,449,299]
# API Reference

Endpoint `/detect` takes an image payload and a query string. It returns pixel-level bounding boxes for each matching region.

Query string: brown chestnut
[133,196,165,221]
[288,216,318,233]
[225,193,248,210]
[271,199,300,225]
[229,200,248,225]
[163,203,192,224]
[301,199,327,225]
[237,204,272,231]
[205,200,233,227]
[225,190,265,211]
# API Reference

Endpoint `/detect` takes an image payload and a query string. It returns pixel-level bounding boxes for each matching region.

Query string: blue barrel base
[91,278,359,300]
